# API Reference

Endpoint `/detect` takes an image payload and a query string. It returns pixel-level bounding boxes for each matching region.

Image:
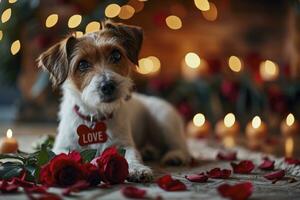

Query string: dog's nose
[100,80,116,96]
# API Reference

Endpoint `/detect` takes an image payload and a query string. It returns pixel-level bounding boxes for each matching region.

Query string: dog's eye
[78,60,91,72]
[110,49,121,63]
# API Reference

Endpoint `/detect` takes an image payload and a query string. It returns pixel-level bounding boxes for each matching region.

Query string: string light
[11,40,21,55]
[68,14,82,28]
[185,52,200,68]
[202,2,218,21]
[0,30,3,41]
[224,113,235,128]
[1,8,12,23]
[105,4,121,18]
[85,21,101,33]
[119,5,135,19]
[259,60,279,81]
[165,15,182,30]
[45,14,59,28]
[228,56,242,72]
[194,0,210,11]
[193,113,205,127]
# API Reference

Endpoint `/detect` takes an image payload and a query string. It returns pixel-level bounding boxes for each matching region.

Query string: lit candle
[215,113,240,138]
[280,113,299,137]
[285,137,294,158]
[246,116,267,140]
[0,129,18,153]
[187,113,211,138]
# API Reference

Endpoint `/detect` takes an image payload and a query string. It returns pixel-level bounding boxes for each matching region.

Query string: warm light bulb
[137,57,154,74]
[68,14,82,28]
[194,0,210,11]
[185,52,201,68]
[252,116,261,129]
[193,113,205,127]
[224,113,235,128]
[285,137,294,158]
[286,113,295,127]
[259,60,279,81]
[11,40,21,55]
[85,21,101,33]
[45,14,59,28]
[7,129,13,138]
[1,8,12,23]
[228,56,242,72]
[165,15,182,30]
[105,4,121,18]
[147,56,161,73]
[72,31,84,38]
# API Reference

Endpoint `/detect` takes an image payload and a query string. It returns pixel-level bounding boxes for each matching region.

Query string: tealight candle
[187,113,211,138]
[285,137,294,158]
[215,113,240,138]
[0,129,18,153]
[246,116,267,140]
[280,113,299,137]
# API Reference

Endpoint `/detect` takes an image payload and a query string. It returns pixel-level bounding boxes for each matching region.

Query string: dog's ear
[37,36,77,88]
[104,21,143,65]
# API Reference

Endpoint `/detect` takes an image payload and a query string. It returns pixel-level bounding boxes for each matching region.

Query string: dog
[37,21,191,182]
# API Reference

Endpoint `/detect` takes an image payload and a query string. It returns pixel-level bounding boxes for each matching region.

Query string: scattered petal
[217,151,237,161]
[285,157,300,165]
[217,182,253,200]
[264,170,285,181]
[258,158,275,170]
[122,186,147,199]
[157,175,187,191]
[207,168,231,179]
[185,173,208,183]
[62,180,90,196]
[231,160,255,174]
[0,180,18,193]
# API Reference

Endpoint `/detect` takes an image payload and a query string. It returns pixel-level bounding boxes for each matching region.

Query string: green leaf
[36,144,55,166]
[0,162,23,180]
[24,165,37,182]
[80,149,97,163]
[118,148,126,157]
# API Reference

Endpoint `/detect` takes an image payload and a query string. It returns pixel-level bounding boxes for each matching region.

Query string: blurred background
[0,0,300,136]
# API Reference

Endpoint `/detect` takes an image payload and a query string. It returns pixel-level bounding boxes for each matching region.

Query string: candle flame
[193,113,205,127]
[224,113,235,128]
[285,137,294,158]
[6,129,13,138]
[286,113,295,127]
[252,116,261,129]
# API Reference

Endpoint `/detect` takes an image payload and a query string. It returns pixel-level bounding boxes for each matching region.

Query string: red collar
[73,105,113,123]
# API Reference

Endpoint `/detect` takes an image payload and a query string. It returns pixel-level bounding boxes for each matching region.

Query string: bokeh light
[128,0,144,13]
[202,2,218,21]
[119,5,135,19]
[8,0,17,3]
[165,15,182,30]
[0,30,3,41]
[85,21,101,33]
[68,14,82,28]
[1,8,12,23]
[137,56,161,75]
[193,113,205,127]
[105,4,121,18]
[194,0,210,11]
[185,52,201,68]
[259,60,279,81]
[228,56,242,72]
[286,113,295,126]
[11,40,21,55]
[45,14,59,28]
[72,31,84,38]
[252,116,261,129]
[224,113,235,128]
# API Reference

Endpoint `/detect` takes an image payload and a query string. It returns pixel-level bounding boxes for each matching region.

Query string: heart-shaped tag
[77,122,108,146]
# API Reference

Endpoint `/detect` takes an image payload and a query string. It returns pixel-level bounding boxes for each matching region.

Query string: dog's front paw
[127,164,153,183]
[161,149,191,166]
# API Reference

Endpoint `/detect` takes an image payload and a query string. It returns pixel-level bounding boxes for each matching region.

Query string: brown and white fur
[37,21,191,182]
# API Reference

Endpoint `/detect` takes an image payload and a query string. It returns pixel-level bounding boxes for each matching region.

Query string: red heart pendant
[77,122,108,146]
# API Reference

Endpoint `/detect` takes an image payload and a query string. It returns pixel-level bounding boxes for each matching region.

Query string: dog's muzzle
[99,80,118,102]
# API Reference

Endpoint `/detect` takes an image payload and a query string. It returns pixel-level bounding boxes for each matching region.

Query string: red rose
[91,147,129,184]
[82,163,101,186]
[40,152,84,187]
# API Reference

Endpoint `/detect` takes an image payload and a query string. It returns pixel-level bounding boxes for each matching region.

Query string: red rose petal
[185,173,208,183]
[217,151,237,161]
[122,186,147,199]
[285,157,300,165]
[157,175,187,191]
[62,180,90,196]
[264,170,285,181]
[217,182,253,200]
[0,180,19,193]
[207,168,231,179]
[231,160,255,174]
[258,158,275,170]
